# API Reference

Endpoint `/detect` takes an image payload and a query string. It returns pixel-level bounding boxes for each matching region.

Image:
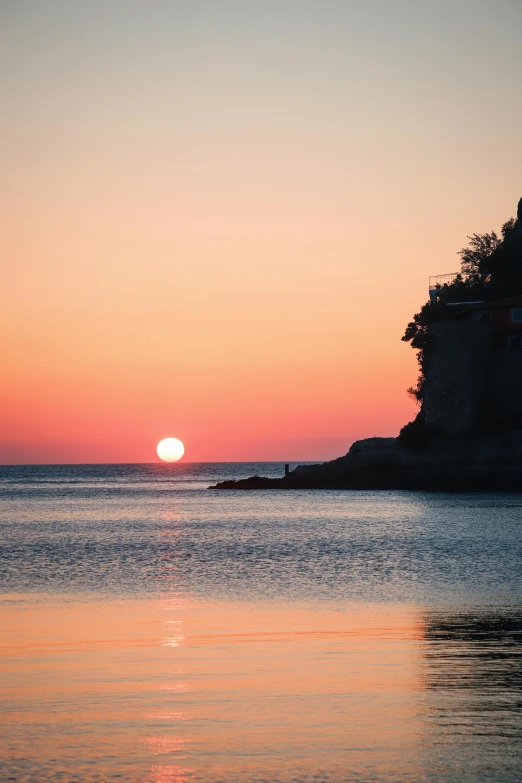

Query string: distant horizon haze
[2,1,522,464]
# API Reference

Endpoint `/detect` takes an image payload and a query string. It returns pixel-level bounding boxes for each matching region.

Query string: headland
[210,433,522,490]
[212,198,522,491]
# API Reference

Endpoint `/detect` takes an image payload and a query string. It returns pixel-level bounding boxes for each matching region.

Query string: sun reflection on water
[2,468,522,782]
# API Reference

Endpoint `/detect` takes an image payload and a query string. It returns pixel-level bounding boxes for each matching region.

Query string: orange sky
[2,1,522,463]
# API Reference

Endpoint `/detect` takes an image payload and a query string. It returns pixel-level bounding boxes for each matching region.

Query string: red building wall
[489,307,522,350]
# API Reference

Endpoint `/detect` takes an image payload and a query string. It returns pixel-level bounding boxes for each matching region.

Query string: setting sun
[156,438,185,462]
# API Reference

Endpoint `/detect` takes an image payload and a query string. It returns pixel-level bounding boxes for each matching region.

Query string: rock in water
[209,433,522,490]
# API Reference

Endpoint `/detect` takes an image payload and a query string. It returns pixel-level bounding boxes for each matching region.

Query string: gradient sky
[2,0,522,463]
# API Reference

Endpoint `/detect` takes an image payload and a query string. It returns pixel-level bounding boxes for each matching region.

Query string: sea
[1,462,521,783]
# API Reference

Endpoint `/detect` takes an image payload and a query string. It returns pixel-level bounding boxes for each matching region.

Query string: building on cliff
[424,295,522,433]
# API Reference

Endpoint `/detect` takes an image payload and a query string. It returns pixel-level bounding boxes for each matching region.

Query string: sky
[2,0,522,464]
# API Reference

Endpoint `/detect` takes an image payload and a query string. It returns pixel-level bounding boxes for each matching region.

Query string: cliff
[210,433,522,490]
[211,200,522,491]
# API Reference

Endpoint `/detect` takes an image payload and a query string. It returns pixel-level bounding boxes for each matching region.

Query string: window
[512,308,522,322]
[508,335,522,350]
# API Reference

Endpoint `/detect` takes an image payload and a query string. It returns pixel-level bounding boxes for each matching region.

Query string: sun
[157,437,185,462]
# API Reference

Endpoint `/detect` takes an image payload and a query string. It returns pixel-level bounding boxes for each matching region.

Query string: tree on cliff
[458,219,515,286]
[402,306,432,405]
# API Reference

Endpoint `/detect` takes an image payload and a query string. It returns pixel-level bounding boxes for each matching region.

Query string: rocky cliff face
[210,433,522,490]
[424,322,491,433]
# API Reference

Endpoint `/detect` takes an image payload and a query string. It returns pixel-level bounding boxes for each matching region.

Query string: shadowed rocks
[209,434,522,490]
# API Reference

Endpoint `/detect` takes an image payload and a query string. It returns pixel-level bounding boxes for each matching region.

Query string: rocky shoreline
[209,433,522,490]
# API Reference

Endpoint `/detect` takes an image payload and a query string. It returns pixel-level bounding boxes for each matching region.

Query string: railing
[429,272,459,302]
[429,272,459,292]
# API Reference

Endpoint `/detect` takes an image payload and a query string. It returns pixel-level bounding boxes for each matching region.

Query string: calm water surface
[1,463,521,782]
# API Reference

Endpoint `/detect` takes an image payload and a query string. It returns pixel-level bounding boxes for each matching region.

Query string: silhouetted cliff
[212,200,522,490]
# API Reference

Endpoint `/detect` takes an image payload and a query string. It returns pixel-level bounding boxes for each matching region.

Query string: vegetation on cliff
[212,199,522,488]
[401,210,521,410]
